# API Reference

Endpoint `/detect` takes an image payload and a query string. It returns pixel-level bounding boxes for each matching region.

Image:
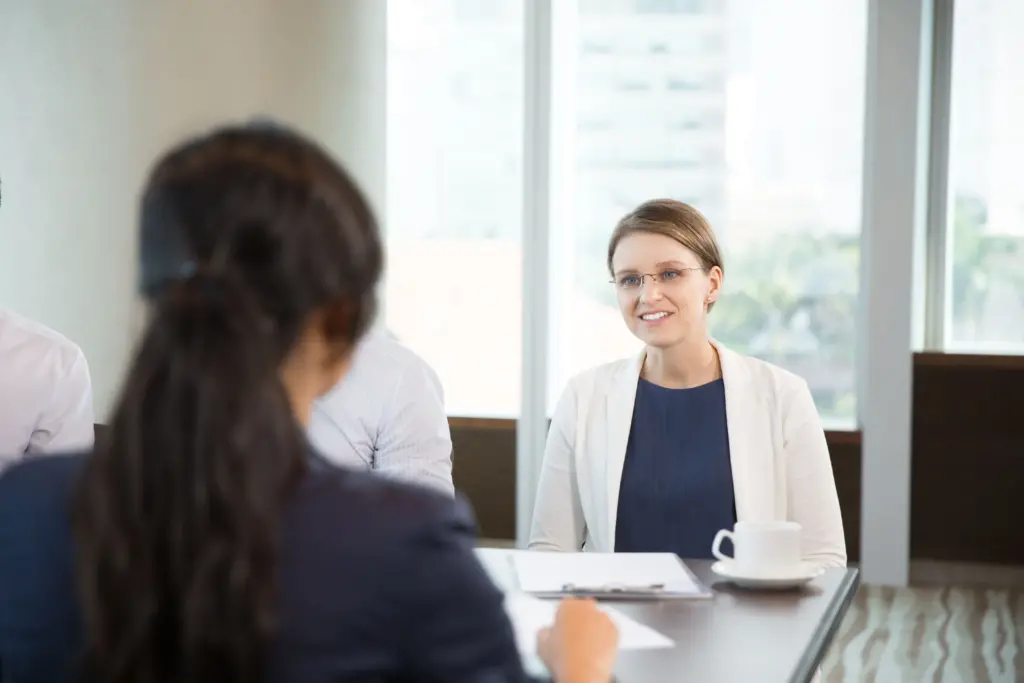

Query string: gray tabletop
[611,559,860,683]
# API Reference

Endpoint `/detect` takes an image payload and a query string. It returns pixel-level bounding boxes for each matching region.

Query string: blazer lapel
[603,352,643,551]
[714,340,763,523]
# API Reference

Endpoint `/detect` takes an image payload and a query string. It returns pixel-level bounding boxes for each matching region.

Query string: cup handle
[711,529,734,562]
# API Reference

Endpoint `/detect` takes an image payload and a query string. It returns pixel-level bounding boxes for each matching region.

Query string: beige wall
[0,0,385,418]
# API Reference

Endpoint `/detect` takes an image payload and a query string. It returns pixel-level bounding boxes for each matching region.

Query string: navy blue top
[614,378,736,559]
[0,452,531,683]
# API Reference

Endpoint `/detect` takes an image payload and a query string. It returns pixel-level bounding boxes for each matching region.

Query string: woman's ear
[706,265,724,304]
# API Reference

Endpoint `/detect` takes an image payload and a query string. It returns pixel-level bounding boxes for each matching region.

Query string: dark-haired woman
[0,123,618,683]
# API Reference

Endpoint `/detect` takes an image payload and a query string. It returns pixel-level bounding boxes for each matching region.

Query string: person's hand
[537,598,619,683]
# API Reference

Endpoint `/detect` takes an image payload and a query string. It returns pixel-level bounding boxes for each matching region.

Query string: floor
[820,584,1024,682]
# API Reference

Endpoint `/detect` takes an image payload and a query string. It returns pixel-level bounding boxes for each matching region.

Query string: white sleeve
[374,357,455,496]
[782,378,847,568]
[528,381,586,551]
[28,349,95,454]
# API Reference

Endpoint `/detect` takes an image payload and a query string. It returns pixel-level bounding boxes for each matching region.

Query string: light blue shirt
[308,332,454,495]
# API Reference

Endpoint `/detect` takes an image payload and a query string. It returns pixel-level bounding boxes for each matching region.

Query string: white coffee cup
[711,520,803,578]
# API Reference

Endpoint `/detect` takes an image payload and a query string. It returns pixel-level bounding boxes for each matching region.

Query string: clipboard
[511,552,714,600]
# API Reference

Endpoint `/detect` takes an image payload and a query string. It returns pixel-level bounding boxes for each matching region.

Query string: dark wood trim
[451,417,863,432]
[914,351,1024,369]
[448,417,517,431]
[825,430,861,446]
[449,418,864,448]
[910,352,1024,565]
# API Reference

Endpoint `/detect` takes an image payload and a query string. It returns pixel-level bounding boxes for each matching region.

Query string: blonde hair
[607,199,724,310]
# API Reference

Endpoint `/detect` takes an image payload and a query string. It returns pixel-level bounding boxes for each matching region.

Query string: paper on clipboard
[512,551,711,599]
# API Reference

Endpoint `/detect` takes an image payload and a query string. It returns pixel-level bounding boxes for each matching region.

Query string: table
[476,550,860,683]
[611,560,860,683]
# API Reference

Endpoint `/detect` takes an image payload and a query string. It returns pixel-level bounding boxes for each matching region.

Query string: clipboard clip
[560,582,667,596]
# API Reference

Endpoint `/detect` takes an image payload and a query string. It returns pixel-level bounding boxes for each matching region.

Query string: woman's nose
[639,278,664,301]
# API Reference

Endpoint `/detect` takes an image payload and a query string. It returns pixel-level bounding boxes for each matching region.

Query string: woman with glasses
[529,199,845,569]
[0,123,619,683]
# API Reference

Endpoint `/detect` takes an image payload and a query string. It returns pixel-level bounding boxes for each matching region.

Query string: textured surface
[821,584,1024,682]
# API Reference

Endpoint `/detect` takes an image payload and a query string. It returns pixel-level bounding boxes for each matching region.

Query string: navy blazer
[0,453,531,682]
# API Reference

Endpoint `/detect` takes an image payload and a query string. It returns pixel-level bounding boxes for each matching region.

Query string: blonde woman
[529,199,845,569]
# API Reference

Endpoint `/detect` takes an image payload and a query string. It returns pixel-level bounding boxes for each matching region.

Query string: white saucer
[711,561,824,590]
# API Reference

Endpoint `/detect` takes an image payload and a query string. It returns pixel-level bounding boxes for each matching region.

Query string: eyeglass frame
[609,267,707,290]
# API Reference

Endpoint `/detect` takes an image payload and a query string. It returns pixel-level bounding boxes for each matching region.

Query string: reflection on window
[669,119,705,131]
[454,0,501,21]
[583,41,615,54]
[946,0,1024,352]
[581,119,614,132]
[386,0,524,417]
[635,0,708,14]
[666,79,704,91]
[617,79,652,92]
[552,0,867,427]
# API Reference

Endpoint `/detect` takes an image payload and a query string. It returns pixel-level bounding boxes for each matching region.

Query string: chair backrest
[93,423,109,450]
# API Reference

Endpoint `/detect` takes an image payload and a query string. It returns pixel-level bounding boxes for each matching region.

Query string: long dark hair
[71,123,382,683]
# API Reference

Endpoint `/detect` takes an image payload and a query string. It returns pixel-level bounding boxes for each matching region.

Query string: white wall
[0,0,385,419]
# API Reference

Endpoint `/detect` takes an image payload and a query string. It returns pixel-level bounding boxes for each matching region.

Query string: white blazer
[528,340,846,568]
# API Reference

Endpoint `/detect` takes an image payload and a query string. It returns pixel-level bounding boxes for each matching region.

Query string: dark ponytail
[72,124,382,683]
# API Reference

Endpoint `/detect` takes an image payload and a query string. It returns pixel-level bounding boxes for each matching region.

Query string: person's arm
[28,349,94,454]
[374,357,454,495]
[782,378,847,568]
[397,495,533,681]
[528,382,586,551]
[398,496,617,683]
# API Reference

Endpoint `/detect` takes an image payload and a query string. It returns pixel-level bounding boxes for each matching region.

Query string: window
[549,0,867,427]
[635,0,711,14]
[945,0,1024,351]
[666,78,704,92]
[385,0,524,416]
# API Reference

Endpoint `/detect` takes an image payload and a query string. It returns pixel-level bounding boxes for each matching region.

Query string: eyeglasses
[610,267,705,291]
